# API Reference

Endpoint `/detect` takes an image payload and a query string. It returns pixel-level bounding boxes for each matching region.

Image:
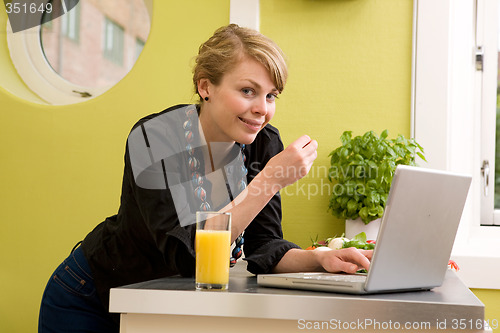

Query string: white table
[110,263,488,333]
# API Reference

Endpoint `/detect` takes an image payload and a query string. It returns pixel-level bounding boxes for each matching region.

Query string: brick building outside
[41,0,150,88]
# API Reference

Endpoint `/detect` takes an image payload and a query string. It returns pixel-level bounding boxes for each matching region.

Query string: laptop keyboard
[302,274,367,283]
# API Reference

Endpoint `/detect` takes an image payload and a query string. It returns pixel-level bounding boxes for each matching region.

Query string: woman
[39,24,372,333]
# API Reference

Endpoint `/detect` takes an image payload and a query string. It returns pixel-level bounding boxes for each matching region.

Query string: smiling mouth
[239,117,263,129]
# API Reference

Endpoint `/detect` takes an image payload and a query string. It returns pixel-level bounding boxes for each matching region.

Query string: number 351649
[5,2,53,14]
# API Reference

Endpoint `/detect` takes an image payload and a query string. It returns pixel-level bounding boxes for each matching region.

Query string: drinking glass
[195,211,232,290]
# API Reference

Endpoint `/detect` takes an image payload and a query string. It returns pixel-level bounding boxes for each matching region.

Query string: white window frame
[413,0,500,289]
[5,0,153,105]
[6,0,102,104]
[229,0,259,31]
[478,0,500,226]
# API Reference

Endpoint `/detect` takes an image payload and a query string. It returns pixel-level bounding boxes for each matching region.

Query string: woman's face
[199,56,279,145]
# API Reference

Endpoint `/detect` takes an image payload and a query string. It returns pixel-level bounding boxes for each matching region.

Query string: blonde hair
[193,24,288,101]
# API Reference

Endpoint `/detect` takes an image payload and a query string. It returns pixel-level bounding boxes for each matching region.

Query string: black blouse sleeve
[243,124,301,274]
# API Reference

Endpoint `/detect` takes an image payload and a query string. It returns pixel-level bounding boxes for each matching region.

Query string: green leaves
[351,231,367,243]
[340,131,352,145]
[342,232,376,250]
[328,130,425,224]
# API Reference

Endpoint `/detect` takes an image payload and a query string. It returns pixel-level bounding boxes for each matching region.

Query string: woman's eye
[266,93,278,102]
[242,88,254,96]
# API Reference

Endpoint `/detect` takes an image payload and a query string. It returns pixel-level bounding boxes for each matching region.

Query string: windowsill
[451,225,500,289]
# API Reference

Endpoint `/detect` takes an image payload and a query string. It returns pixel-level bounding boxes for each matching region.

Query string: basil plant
[327,130,425,224]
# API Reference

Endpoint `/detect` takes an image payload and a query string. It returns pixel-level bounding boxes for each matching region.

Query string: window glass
[103,18,125,66]
[40,0,150,88]
[61,1,80,42]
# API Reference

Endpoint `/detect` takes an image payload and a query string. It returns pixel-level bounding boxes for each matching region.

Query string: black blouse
[81,104,300,310]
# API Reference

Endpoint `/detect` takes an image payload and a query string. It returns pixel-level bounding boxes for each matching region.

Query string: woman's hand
[221,136,317,241]
[273,248,372,274]
[314,248,372,274]
[263,135,318,190]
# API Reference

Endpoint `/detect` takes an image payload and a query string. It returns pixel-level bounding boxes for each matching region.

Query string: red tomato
[317,240,327,246]
[448,260,459,271]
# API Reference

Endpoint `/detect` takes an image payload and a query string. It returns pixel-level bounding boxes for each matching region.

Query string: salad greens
[327,130,425,224]
[341,232,375,250]
[321,232,375,250]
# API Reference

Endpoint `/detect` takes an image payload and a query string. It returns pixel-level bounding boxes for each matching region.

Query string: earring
[204,97,209,101]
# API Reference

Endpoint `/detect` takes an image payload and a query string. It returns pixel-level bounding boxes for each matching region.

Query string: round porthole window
[6,0,152,105]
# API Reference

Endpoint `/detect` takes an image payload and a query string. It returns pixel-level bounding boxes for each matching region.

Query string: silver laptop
[257,165,472,294]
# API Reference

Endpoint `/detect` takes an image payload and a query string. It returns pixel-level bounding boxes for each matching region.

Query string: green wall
[0,1,229,331]
[472,289,500,331]
[261,0,413,247]
[0,0,497,332]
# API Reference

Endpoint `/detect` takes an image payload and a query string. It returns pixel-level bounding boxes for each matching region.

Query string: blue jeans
[38,244,119,333]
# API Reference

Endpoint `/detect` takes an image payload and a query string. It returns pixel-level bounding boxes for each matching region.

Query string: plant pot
[345,217,381,241]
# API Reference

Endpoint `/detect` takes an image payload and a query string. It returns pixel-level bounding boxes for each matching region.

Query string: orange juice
[195,229,231,287]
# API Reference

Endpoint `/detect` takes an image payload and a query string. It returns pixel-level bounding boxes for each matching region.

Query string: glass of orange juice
[195,211,232,290]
